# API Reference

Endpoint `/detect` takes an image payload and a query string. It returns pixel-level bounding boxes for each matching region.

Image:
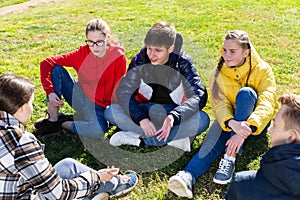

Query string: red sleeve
[40,45,90,95]
[111,55,127,103]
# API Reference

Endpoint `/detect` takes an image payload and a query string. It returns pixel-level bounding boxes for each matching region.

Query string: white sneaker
[167,137,191,152]
[168,171,193,199]
[110,131,141,146]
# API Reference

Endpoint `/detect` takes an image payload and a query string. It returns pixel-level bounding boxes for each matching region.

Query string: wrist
[227,118,234,128]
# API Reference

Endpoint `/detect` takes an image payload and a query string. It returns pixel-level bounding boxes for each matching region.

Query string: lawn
[0,0,299,199]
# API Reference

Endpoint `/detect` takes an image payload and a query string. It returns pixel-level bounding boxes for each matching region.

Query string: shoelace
[217,159,231,175]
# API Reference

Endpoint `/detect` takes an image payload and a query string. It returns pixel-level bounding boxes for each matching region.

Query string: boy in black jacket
[226,93,300,200]
[105,22,209,152]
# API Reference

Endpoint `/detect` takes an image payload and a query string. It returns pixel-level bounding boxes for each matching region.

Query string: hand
[98,166,119,182]
[140,118,157,136]
[225,134,245,157]
[156,115,174,142]
[228,119,252,139]
[48,93,64,107]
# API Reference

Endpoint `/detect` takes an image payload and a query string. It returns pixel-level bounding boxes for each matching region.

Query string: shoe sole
[91,192,109,200]
[109,175,139,198]
[212,177,232,185]
[168,177,193,199]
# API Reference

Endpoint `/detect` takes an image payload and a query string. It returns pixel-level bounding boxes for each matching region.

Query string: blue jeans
[54,158,118,199]
[184,87,269,184]
[105,103,210,146]
[50,65,108,137]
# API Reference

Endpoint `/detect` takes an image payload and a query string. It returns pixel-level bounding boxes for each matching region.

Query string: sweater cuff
[250,125,257,133]
[224,118,234,129]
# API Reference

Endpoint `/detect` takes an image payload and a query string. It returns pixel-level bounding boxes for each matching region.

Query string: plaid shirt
[0,113,101,199]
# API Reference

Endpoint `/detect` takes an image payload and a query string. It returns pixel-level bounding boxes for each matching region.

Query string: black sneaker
[34,120,62,137]
[34,113,73,129]
[213,158,235,185]
[58,114,74,124]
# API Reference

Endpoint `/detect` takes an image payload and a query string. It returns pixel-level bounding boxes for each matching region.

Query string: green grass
[0,0,299,199]
[0,0,27,8]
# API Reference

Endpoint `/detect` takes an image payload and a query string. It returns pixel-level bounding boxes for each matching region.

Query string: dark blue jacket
[226,143,300,200]
[117,34,207,126]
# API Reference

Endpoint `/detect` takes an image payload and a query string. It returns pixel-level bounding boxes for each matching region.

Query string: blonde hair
[85,18,118,45]
[211,30,251,100]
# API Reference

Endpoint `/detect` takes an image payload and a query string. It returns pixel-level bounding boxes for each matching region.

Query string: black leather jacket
[117,34,207,126]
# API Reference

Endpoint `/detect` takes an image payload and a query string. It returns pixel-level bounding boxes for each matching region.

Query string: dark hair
[144,21,176,49]
[278,93,300,133]
[211,30,251,100]
[0,74,35,114]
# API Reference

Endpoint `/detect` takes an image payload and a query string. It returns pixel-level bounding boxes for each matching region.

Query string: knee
[199,111,210,129]
[237,87,257,101]
[51,65,67,77]
[54,158,76,169]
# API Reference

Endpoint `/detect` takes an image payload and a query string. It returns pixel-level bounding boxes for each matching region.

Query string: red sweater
[40,44,126,108]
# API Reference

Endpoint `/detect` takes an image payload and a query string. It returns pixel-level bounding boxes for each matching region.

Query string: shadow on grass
[36,127,270,199]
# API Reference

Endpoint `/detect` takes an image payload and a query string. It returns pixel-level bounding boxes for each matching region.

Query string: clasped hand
[226,119,252,156]
[139,115,174,142]
[97,166,119,182]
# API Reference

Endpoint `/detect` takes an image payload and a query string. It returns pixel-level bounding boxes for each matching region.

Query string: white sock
[224,154,236,163]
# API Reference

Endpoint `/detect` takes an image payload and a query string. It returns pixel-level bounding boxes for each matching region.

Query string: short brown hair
[278,93,300,132]
[0,74,35,114]
[144,21,176,49]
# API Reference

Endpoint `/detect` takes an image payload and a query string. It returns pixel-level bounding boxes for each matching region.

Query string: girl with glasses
[35,18,126,138]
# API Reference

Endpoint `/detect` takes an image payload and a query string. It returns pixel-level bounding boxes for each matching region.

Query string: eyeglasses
[85,39,106,47]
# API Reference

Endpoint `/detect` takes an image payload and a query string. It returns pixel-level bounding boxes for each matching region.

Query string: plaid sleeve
[13,130,101,199]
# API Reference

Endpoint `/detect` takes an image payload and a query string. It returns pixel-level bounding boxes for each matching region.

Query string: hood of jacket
[260,143,300,197]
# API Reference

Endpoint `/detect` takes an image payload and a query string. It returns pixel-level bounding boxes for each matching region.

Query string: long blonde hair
[211,30,251,100]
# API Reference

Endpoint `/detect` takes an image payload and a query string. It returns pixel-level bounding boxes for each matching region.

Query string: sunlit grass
[1,0,299,199]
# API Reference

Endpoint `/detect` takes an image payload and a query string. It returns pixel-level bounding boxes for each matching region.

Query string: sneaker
[34,120,62,137]
[168,137,191,152]
[109,173,138,198]
[168,171,193,199]
[34,113,73,129]
[213,158,235,185]
[109,131,141,147]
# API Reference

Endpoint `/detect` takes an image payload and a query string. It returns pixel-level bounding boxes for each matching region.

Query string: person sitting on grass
[0,73,138,199]
[104,21,210,152]
[35,18,126,138]
[167,30,279,198]
[226,93,300,200]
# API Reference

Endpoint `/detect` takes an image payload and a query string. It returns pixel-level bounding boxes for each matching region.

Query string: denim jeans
[105,103,210,146]
[184,87,269,184]
[50,65,108,137]
[225,170,258,199]
[54,158,118,199]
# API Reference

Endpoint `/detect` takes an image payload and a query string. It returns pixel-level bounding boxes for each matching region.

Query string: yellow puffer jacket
[209,43,279,135]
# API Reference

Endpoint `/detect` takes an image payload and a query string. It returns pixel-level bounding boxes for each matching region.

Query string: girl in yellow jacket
[168,30,279,198]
